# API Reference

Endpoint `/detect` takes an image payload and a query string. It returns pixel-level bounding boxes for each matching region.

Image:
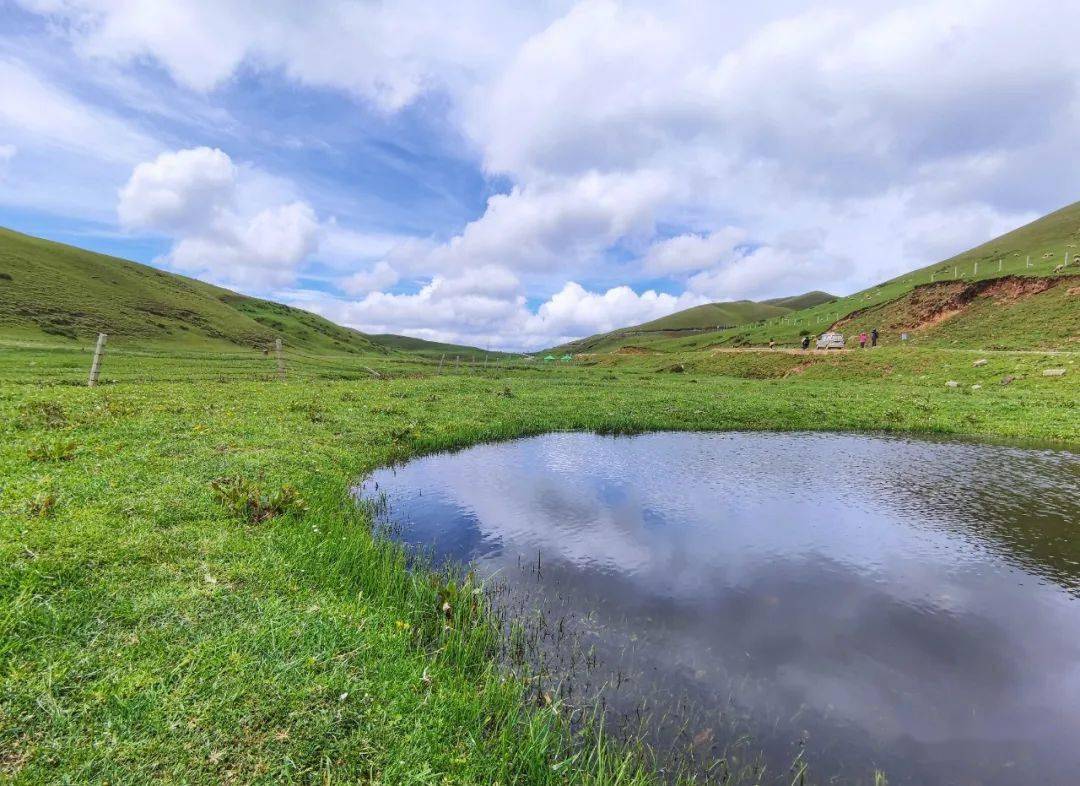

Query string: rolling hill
[555,291,836,353]
[0,226,491,357]
[561,201,1080,354]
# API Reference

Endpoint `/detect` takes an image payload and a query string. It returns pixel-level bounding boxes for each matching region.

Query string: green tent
[560,354,573,362]
[543,354,556,362]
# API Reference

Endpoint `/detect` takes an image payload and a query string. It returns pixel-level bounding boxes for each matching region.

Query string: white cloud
[688,245,842,302]
[644,229,747,274]
[16,0,546,110]
[339,261,400,296]
[319,224,418,270]
[118,147,236,233]
[526,282,707,342]
[287,270,707,351]
[118,147,320,289]
[407,170,676,275]
[0,57,159,164]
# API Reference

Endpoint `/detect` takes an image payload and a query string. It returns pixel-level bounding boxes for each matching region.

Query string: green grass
[555,293,836,354]
[833,276,1079,350]
[1,345,1077,784]
[1,205,1079,784]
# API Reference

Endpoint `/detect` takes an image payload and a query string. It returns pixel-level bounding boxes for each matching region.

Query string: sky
[1,0,1079,350]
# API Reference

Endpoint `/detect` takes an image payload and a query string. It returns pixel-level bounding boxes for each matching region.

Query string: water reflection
[358,432,1080,785]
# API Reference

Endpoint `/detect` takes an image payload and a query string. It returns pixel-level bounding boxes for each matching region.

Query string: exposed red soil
[614,345,655,355]
[833,275,1069,334]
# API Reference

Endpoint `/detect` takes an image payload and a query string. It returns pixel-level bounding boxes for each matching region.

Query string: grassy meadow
[1,343,1077,784]
[2,209,1079,784]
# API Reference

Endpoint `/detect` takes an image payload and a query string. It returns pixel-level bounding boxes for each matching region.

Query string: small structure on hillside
[560,354,573,363]
[543,354,556,363]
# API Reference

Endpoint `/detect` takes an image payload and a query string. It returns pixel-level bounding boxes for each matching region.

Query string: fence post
[87,332,107,387]
[437,353,445,374]
[1026,255,1032,268]
[954,265,958,279]
[275,338,285,381]
[973,261,978,275]
[455,355,460,371]
[998,259,1002,272]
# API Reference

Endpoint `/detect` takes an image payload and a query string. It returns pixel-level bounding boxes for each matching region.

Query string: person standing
[859,331,868,349]
[871,328,879,347]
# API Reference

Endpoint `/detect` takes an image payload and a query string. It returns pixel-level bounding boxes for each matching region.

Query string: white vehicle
[816,331,845,350]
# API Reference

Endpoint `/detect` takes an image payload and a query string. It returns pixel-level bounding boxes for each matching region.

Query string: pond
[357,432,1080,785]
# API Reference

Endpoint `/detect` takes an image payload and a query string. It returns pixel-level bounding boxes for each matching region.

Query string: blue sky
[1,0,1078,349]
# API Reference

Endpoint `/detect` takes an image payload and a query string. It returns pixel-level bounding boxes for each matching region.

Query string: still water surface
[359,432,1080,785]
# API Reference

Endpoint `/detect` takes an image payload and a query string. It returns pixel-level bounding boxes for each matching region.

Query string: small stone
[973,358,988,367]
[1042,368,1067,377]
[1001,375,1016,386]
[971,384,982,390]
[946,380,959,388]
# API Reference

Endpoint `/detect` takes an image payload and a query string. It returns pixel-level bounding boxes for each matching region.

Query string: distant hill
[369,334,503,360]
[555,291,836,353]
[762,291,837,311]
[0,226,488,357]
[559,201,1080,354]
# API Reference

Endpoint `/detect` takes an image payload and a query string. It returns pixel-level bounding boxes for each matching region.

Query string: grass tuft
[209,475,307,524]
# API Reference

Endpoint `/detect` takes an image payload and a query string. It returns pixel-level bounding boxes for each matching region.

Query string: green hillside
[565,201,1080,354]
[762,291,837,310]
[369,334,504,360]
[0,226,486,357]
[555,291,836,353]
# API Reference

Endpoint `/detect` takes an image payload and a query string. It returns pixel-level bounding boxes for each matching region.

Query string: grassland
[555,293,836,354]
[1,205,1079,783]
[1,343,1077,785]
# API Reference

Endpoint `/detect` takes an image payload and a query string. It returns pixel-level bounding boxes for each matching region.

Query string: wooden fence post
[437,353,445,374]
[87,332,107,387]
[275,338,285,381]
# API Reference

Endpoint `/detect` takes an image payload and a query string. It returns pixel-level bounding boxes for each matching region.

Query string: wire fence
[0,337,568,386]
[750,253,1080,332]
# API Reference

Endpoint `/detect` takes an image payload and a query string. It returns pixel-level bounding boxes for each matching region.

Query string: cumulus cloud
[118,147,236,233]
[118,147,320,289]
[339,261,400,296]
[382,0,1074,311]
[644,229,747,274]
[285,270,707,350]
[403,170,677,275]
[526,282,707,342]
[16,0,543,110]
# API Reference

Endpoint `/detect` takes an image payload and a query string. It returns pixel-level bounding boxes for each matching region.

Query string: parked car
[816,331,845,349]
